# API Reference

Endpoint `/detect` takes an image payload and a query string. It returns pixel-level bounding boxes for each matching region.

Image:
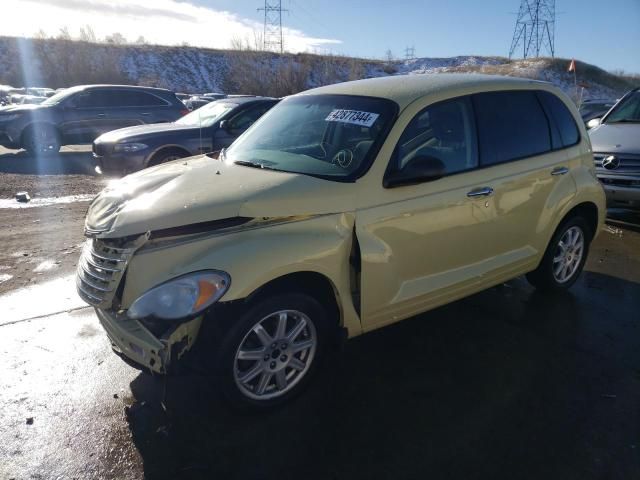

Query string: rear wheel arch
[560,201,599,240]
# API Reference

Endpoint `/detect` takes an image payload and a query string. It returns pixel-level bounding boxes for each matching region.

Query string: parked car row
[78,73,608,409]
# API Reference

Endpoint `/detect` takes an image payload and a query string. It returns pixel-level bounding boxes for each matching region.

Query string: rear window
[473,90,551,166]
[537,91,580,148]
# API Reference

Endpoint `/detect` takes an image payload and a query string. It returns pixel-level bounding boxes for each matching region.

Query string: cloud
[4,0,341,53]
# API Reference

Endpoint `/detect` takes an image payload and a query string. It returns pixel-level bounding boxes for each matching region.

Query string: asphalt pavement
[1,213,639,480]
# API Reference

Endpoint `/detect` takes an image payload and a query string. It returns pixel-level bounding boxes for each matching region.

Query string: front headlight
[114,142,148,153]
[127,271,230,320]
[0,114,21,122]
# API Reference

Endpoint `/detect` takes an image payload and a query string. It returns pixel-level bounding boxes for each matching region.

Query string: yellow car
[78,74,605,408]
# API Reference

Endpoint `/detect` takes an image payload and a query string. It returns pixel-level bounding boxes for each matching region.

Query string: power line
[258,1,288,53]
[509,0,556,59]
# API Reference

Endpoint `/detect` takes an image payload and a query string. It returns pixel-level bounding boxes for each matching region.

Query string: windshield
[604,90,640,124]
[41,86,84,105]
[225,94,397,181]
[176,101,235,127]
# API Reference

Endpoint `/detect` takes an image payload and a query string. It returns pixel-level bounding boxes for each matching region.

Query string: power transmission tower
[509,0,556,59]
[258,1,287,53]
[404,45,416,61]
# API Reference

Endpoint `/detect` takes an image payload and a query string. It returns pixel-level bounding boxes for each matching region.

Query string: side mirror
[586,117,601,129]
[384,155,446,188]
[219,119,234,133]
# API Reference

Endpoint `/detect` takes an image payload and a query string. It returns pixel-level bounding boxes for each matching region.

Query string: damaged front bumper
[95,308,203,374]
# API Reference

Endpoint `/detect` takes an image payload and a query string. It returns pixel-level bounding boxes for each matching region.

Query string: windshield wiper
[234,160,279,171]
[607,119,640,124]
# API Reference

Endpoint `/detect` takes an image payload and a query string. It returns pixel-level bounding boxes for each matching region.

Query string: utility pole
[509,0,556,59]
[404,45,416,61]
[258,1,287,53]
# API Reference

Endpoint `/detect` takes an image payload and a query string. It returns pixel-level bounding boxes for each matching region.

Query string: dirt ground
[0,145,114,294]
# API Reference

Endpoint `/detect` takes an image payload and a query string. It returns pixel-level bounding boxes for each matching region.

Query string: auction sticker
[325,109,379,127]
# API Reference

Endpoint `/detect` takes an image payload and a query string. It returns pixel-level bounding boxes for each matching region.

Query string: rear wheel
[23,125,61,156]
[526,216,591,291]
[215,293,330,410]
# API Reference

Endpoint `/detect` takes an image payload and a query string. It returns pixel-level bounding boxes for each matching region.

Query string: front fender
[121,213,362,336]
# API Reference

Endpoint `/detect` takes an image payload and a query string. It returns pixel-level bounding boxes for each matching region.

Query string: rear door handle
[466,186,494,198]
[551,166,569,176]
[96,113,106,118]
[140,112,151,116]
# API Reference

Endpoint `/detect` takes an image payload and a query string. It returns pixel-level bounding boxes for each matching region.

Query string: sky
[4,0,640,72]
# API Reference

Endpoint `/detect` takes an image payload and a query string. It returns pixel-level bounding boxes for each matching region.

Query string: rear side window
[106,90,168,107]
[537,91,580,148]
[473,90,551,166]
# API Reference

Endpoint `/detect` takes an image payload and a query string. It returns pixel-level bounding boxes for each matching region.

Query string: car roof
[300,73,550,110]
[222,96,278,105]
[75,84,173,93]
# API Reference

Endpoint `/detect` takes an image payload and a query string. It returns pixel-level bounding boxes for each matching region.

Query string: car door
[61,89,118,143]
[213,102,275,149]
[356,90,574,331]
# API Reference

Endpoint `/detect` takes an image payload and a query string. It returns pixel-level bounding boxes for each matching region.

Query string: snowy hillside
[0,36,636,101]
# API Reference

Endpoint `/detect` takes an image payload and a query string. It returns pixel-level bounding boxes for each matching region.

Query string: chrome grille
[594,153,640,174]
[76,238,136,308]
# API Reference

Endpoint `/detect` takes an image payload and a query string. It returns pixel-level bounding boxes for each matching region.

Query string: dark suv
[0,85,187,155]
[93,97,279,174]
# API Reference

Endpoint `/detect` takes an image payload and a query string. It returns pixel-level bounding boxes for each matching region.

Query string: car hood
[0,103,50,114]
[86,154,355,238]
[589,123,640,154]
[96,123,200,143]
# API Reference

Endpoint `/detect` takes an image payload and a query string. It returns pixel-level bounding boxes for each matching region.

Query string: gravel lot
[0,145,114,294]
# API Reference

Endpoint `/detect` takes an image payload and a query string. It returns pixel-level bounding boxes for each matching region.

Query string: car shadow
[122,272,640,480]
[0,147,97,175]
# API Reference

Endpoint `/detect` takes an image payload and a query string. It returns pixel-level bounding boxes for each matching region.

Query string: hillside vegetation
[1,36,637,101]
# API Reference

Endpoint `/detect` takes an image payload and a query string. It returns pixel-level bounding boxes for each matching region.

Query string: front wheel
[23,125,61,156]
[526,216,591,291]
[216,293,330,409]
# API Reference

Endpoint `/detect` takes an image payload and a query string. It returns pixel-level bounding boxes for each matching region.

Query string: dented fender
[120,212,363,337]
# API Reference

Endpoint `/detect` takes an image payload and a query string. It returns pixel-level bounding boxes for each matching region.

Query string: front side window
[389,96,478,178]
[473,90,551,166]
[225,94,398,181]
[74,90,110,108]
[228,103,274,132]
[604,90,640,124]
[176,101,235,128]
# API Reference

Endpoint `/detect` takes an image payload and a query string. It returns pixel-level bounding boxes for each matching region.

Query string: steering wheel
[332,149,354,169]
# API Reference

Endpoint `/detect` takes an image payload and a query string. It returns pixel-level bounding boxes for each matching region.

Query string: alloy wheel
[552,226,584,283]
[234,309,317,400]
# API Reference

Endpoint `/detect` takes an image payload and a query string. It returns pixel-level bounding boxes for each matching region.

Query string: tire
[23,124,61,156]
[214,293,330,410]
[526,216,592,292]
[147,149,187,168]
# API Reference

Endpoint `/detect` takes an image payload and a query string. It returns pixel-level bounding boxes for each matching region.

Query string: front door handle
[467,186,494,198]
[551,166,569,176]
[140,112,151,116]
[96,113,106,118]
